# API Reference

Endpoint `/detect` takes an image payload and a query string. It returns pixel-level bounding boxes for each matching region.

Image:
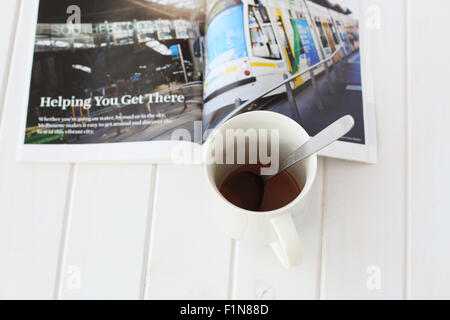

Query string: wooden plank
[232,159,325,300]
[407,0,450,299]
[144,165,231,300]
[57,164,155,300]
[0,0,19,118]
[0,0,72,299]
[320,0,407,299]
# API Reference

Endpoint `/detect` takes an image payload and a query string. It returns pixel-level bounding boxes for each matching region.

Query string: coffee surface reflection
[219,164,302,212]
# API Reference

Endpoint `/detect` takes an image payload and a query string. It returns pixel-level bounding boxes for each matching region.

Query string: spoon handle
[263,115,355,182]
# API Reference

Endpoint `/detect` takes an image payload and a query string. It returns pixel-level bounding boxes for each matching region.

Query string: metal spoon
[221,115,355,211]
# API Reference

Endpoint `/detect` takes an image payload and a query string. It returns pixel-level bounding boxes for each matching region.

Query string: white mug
[203,111,317,268]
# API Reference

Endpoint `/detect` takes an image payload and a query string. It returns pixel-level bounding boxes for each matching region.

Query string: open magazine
[17,0,377,163]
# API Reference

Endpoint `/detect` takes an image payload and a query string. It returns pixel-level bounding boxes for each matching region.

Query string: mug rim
[203,110,318,217]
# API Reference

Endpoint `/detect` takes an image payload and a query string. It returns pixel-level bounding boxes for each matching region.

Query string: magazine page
[203,0,377,163]
[17,0,206,162]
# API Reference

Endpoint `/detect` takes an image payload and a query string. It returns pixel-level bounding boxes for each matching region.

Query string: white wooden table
[1,0,450,300]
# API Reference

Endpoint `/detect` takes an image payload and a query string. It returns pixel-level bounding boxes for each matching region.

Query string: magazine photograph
[17,0,377,162]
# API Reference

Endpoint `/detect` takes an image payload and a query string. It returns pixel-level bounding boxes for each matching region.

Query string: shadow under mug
[203,111,317,268]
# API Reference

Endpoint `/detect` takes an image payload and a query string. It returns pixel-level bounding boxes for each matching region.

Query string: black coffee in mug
[219,164,302,212]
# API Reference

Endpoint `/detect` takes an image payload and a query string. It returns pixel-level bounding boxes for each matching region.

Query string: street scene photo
[26,0,205,144]
[203,0,365,145]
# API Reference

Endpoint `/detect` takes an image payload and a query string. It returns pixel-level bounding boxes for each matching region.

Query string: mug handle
[270,213,302,268]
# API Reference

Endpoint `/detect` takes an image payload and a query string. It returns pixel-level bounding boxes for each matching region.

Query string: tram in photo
[329,8,352,55]
[203,0,359,127]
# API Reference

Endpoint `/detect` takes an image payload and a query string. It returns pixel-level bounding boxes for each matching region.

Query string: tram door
[290,10,320,68]
[246,4,286,91]
[288,10,310,86]
[345,21,356,51]
[292,16,320,67]
[335,18,351,54]
[272,9,308,86]
[329,21,341,47]
[314,17,332,56]
[322,20,336,53]
[324,19,340,61]
[273,10,295,73]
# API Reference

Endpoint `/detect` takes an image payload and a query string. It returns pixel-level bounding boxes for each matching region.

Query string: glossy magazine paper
[15,0,377,163]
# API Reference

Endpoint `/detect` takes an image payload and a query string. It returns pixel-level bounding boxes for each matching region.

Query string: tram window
[258,6,270,23]
[205,5,248,74]
[249,27,281,59]
[249,6,281,60]
[290,10,303,20]
[315,21,329,48]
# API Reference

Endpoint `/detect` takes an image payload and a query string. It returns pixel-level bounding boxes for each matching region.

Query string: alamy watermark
[65,265,81,290]
[366,5,381,30]
[366,265,382,290]
[170,121,281,176]
[65,5,81,35]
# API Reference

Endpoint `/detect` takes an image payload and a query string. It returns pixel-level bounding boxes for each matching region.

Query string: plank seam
[141,165,159,299]
[227,239,237,300]
[53,163,77,300]
[404,0,412,300]
[318,158,327,300]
